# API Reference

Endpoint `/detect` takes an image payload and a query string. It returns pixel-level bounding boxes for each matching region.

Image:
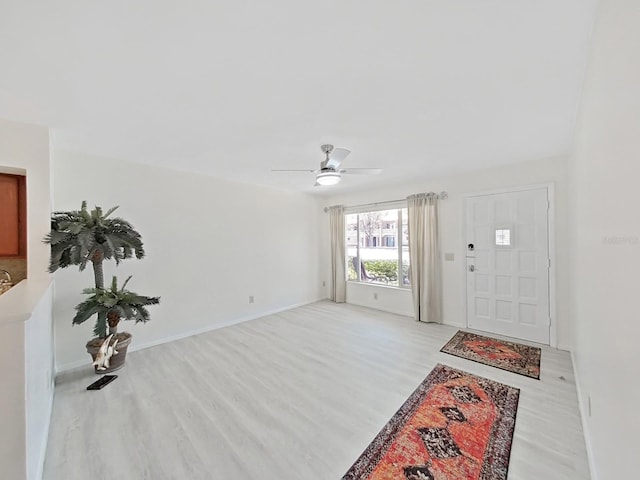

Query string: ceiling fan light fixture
[316,171,341,186]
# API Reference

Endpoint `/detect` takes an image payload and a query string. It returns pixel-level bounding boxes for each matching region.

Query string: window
[346,208,410,287]
[495,228,512,246]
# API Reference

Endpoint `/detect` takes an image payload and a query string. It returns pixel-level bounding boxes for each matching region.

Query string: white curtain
[328,205,346,303]
[407,193,442,323]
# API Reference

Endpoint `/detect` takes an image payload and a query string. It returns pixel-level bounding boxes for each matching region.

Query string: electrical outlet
[249,295,254,304]
[373,292,378,300]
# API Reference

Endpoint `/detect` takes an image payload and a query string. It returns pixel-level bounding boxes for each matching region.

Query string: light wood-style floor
[44,301,590,479]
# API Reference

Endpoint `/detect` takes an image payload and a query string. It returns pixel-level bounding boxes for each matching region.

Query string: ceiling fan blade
[325,148,351,170]
[340,168,382,175]
[271,169,317,173]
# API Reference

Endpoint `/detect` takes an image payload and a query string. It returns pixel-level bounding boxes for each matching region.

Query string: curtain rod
[324,191,448,213]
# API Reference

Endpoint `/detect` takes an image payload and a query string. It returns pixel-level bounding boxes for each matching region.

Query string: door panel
[466,188,550,344]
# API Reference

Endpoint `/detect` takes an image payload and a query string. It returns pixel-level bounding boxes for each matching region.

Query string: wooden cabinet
[0,173,26,257]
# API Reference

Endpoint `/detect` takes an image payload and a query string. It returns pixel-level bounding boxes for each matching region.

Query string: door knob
[468,265,475,272]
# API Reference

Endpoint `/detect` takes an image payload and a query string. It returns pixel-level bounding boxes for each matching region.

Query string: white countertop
[0,277,52,325]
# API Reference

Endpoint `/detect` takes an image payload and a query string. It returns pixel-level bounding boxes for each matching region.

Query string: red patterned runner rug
[441,330,541,379]
[342,364,519,480]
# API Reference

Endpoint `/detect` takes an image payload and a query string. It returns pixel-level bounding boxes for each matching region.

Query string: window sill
[346,280,412,292]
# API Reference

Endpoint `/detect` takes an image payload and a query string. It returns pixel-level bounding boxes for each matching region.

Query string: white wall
[0,320,27,480]
[0,118,54,480]
[25,285,54,480]
[0,118,51,281]
[0,281,54,480]
[569,0,640,477]
[327,156,570,348]
[53,150,326,370]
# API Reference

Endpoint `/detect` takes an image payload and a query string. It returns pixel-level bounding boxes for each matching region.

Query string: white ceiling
[0,0,597,195]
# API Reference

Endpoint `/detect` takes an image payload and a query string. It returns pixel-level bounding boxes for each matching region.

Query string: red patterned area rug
[342,364,519,480]
[441,331,541,380]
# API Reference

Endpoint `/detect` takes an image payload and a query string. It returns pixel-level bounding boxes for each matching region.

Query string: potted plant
[76,276,159,372]
[45,201,160,373]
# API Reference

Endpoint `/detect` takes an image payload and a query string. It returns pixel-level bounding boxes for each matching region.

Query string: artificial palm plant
[74,276,160,338]
[45,201,159,373]
[45,200,145,290]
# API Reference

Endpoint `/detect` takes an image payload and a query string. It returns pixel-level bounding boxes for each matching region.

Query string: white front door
[465,187,551,344]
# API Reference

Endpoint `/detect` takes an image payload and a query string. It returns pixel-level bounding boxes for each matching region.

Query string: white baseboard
[344,301,467,327]
[56,298,322,373]
[442,319,466,328]
[346,299,414,318]
[57,357,92,372]
[557,343,572,351]
[570,348,599,480]
[131,299,321,353]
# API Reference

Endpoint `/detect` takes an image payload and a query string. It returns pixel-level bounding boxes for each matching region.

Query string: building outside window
[345,208,410,287]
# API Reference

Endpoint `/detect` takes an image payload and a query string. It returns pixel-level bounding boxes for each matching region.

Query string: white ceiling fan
[272,144,382,186]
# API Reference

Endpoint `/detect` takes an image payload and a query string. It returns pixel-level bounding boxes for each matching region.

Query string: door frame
[462,183,557,347]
